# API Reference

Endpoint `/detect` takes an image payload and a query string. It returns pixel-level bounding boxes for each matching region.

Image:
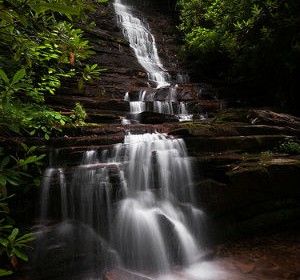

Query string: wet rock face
[133,111,179,124]
[86,3,149,98]
[140,2,184,76]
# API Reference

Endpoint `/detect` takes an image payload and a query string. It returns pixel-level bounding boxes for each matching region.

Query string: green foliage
[0,228,35,262]
[259,151,273,163]
[0,145,44,273]
[82,64,104,82]
[28,0,89,18]
[70,103,87,125]
[43,22,95,64]
[178,0,300,111]
[0,0,108,274]
[0,268,13,277]
[277,139,300,155]
[0,0,105,139]
[78,64,106,91]
[0,145,45,196]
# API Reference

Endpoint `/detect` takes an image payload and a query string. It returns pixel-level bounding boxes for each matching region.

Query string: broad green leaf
[12,248,28,261]
[0,202,9,213]
[6,177,21,186]
[0,238,8,247]
[0,268,13,276]
[16,233,35,243]
[0,224,13,230]
[19,155,42,166]
[30,3,80,16]
[8,228,19,242]
[20,143,28,152]
[12,69,26,85]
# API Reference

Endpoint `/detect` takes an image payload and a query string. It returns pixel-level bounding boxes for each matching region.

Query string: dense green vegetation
[0,0,106,275]
[178,0,300,113]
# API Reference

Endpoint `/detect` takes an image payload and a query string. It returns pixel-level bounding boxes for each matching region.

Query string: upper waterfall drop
[114,0,171,88]
[114,0,195,122]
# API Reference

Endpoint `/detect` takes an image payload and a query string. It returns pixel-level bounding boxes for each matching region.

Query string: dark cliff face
[47,2,148,113]
[85,3,148,99]
[132,0,186,77]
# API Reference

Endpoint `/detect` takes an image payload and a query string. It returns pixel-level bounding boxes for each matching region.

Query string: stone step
[50,134,125,147]
[234,125,300,137]
[46,95,130,112]
[87,113,121,124]
[184,135,294,154]
[47,91,223,118]
[61,124,168,137]
[169,123,300,138]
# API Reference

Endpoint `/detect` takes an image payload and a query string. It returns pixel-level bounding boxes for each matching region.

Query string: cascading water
[114,0,193,122]
[32,2,218,279]
[114,0,170,88]
[35,133,209,279]
[114,133,203,273]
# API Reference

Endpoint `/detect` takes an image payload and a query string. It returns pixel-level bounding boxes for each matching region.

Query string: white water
[114,0,170,88]
[35,1,207,278]
[115,0,193,122]
[37,133,207,278]
[126,88,193,121]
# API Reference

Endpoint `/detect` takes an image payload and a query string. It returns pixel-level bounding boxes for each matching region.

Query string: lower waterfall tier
[34,133,208,278]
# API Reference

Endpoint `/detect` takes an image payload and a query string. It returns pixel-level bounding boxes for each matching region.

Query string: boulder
[31,221,118,280]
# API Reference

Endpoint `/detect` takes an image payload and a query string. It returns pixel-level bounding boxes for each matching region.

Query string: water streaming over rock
[114,0,193,122]
[114,0,170,88]
[33,1,208,279]
[35,133,206,278]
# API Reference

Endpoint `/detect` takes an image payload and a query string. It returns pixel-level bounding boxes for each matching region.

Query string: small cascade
[124,88,194,121]
[178,102,194,122]
[126,88,193,122]
[115,0,194,122]
[35,133,206,278]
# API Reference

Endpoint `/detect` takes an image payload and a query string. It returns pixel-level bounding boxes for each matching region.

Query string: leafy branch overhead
[0,0,106,138]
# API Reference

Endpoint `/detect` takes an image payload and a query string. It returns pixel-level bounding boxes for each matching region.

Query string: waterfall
[33,2,209,279]
[115,0,193,122]
[36,133,206,278]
